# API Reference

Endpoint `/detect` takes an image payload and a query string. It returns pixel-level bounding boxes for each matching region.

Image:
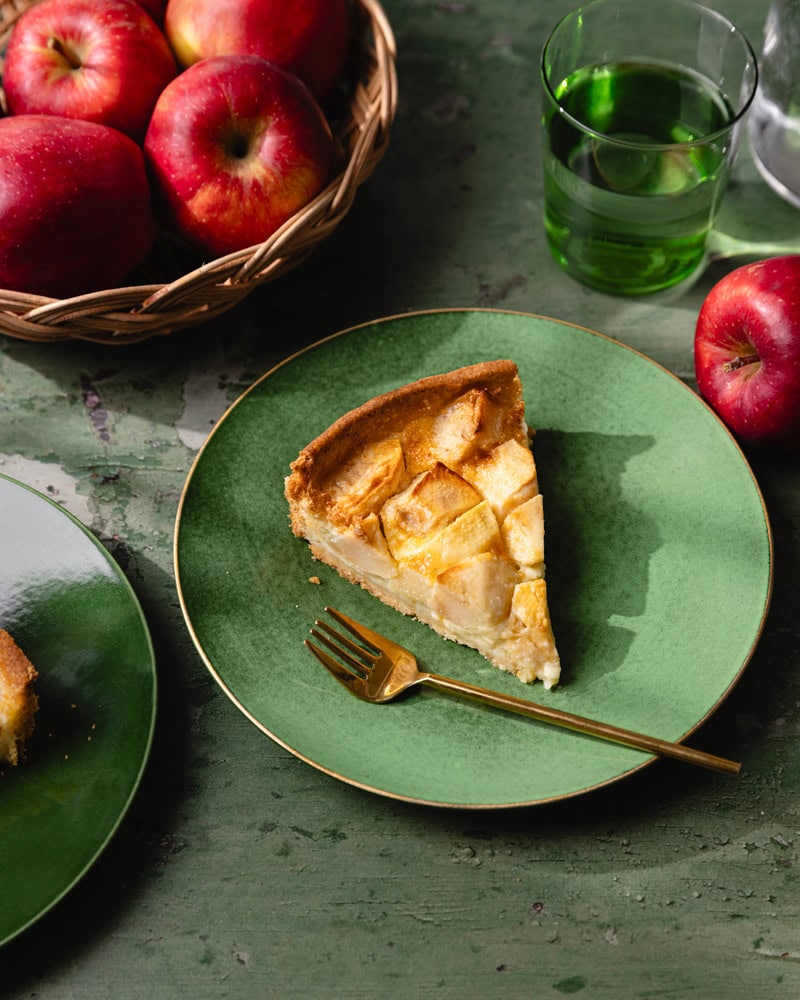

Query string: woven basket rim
[0,0,398,344]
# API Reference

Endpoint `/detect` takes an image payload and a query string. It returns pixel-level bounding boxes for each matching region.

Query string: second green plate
[0,475,156,944]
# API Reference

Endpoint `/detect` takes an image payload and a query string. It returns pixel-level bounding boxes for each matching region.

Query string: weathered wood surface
[3,1,799,996]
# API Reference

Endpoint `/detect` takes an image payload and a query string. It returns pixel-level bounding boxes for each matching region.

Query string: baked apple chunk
[285,360,560,687]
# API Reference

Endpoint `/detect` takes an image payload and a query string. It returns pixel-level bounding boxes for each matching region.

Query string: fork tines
[308,617,378,676]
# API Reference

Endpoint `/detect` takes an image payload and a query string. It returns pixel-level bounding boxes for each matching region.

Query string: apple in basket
[3,0,177,142]
[694,255,800,448]
[0,116,157,298]
[163,0,351,103]
[144,54,335,258]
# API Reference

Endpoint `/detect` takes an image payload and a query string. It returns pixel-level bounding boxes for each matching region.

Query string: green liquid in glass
[543,61,736,294]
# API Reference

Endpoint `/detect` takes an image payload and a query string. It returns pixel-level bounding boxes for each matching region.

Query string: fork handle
[420,673,741,775]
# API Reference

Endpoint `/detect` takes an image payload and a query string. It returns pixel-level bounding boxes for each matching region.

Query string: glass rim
[540,0,759,151]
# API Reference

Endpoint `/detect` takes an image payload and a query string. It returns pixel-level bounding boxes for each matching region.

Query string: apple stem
[722,353,760,373]
[47,36,82,71]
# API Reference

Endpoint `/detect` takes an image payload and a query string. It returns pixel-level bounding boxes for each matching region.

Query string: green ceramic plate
[0,475,156,944]
[175,310,772,808]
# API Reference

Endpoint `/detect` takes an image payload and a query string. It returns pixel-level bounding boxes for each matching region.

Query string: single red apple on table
[164,0,351,103]
[144,54,335,258]
[0,115,156,298]
[3,0,177,142]
[694,255,800,448]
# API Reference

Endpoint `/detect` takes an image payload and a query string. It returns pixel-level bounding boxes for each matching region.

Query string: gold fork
[306,606,741,776]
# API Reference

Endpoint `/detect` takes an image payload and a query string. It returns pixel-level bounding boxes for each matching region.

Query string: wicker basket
[0,0,397,344]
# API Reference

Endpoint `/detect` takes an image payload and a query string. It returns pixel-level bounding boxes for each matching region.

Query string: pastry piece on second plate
[285,360,560,687]
[0,629,39,766]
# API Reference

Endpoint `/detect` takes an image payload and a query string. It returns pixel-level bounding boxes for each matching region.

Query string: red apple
[3,0,177,142]
[694,256,800,448]
[164,0,351,103]
[144,54,335,257]
[0,115,157,298]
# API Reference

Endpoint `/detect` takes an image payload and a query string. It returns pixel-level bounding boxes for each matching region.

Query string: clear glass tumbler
[748,0,800,209]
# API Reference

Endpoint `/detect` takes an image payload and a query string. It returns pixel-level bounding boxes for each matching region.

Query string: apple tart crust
[285,360,560,688]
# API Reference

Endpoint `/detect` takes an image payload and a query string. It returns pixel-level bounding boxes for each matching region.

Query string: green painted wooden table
[2,1,800,996]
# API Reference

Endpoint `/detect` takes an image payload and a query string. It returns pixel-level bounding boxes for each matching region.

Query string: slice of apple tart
[285,359,560,688]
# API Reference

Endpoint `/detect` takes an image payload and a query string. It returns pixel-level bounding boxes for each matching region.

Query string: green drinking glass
[541,0,758,295]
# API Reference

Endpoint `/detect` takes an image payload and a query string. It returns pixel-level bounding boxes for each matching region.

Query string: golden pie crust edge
[285,359,524,526]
